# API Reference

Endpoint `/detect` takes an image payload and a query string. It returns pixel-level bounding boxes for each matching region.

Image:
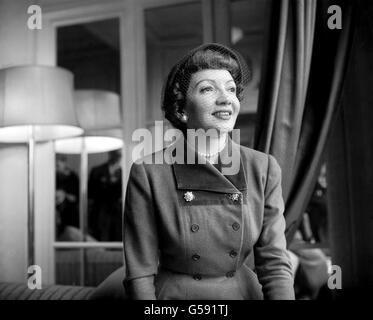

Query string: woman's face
[184,69,240,133]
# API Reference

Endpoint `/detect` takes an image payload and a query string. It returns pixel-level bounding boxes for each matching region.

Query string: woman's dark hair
[161,43,250,131]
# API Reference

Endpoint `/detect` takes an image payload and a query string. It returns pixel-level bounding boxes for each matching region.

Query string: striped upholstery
[56,249,124,287]
[0,282,94,300]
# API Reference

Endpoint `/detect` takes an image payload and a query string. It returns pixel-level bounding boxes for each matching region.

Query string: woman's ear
[173,82,185,103]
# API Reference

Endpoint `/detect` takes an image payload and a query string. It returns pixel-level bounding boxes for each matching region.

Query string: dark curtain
[327,0,373,294]
[254,0,354,243]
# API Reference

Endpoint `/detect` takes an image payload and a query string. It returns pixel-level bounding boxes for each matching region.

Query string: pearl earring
[181,113,188,122]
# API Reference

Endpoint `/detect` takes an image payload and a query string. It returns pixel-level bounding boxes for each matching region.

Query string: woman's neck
[186,130,228,162]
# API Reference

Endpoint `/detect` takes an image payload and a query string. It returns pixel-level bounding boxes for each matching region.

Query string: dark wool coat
[123,138,295,300]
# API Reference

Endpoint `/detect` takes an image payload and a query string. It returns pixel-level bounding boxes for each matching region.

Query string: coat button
[226,271,235,278]
[229,250,238,258]
[192,254,200,261]
[193,274,202,281]
[232,222,240,231]
[191,224,199,232]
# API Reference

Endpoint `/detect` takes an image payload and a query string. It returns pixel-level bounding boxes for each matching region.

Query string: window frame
[36,0,135,285]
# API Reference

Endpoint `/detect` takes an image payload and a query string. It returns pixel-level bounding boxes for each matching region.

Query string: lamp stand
[79,139,88,285]
[27,127,35,268]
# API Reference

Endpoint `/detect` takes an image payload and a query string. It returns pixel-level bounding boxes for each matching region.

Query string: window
[55,18,123,286]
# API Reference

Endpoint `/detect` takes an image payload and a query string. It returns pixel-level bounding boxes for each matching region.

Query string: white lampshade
[55,90,123,154]
[0,65,83,142]
[55,135,123,154]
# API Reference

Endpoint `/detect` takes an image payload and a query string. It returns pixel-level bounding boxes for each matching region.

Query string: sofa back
[0,282,94,300]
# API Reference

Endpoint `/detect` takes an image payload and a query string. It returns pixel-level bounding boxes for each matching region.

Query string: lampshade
[54,90,123,154]
[0,65,83,142]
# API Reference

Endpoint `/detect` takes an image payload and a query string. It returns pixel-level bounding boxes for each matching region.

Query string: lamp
[0,65,83,268]
[54,90,123,285]
[55,90,123,154]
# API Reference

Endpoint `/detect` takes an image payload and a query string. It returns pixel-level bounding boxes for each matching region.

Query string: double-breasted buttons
[229,250,238,258]
[184,191,195,202]
[232,222,240,231]
[193,274,202,281]
[191,224,199,232]
[192,254,200,261]
[226,271,235,278]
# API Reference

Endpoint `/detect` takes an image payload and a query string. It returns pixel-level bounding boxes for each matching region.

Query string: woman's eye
[228,87,236,93]
[200,86,214,93]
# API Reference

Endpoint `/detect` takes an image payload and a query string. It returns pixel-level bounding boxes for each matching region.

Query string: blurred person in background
[88,149,122,241]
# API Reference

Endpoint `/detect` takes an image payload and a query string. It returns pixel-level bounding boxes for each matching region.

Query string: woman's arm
[123,163,158,300]
[254,155,295,300]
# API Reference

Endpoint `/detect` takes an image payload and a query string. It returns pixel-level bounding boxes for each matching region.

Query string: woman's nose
[216,90,231,105]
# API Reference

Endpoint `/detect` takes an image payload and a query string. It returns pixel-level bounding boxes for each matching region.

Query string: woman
[123,43,295,300]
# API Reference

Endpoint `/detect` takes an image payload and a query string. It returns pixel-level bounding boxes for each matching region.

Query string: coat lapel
[170,136,247,193]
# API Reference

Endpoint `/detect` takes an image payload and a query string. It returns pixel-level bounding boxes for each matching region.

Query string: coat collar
[168,136,247,193]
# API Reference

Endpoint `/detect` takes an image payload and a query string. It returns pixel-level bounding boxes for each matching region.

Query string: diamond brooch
[228,193,240,202]
[184,191,195,202]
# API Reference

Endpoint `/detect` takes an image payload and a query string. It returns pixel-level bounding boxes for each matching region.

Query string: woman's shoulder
[239,145,269,163]
[129,147,174,179]
[238,145,280,174]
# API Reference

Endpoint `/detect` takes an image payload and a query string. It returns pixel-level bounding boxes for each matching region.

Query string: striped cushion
[0,282,94,300]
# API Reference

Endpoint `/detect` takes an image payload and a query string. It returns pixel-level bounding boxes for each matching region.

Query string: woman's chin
[213,123,236,134]
[187,121,236,134]
[197,127,233,134]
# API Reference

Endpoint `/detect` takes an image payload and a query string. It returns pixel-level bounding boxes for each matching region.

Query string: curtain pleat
[255,0,354,243]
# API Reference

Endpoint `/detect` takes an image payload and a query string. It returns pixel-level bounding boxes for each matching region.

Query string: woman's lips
[212,111,232,120]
